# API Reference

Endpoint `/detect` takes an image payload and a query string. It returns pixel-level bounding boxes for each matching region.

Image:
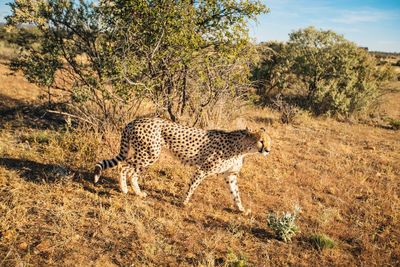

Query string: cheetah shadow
[0,157,115,196]
[141,185,183,207]
[202,215,275,242]
[0,157,197,206]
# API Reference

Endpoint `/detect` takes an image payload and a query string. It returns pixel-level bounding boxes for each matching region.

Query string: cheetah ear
[245,126,255,133]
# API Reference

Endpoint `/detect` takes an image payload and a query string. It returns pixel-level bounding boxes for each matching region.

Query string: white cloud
[331,9,393,24]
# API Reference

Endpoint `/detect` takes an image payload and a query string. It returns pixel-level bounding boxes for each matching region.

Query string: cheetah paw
[182,201,191,207]
[138,192,147,198]
[239,208,251,216]
[94,174,100,184]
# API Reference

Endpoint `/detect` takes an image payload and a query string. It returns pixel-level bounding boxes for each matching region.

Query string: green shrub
[309,234,336,250]
[254,27,394,117]
[288,27,389,116]
[267,205,301,242]
[388,119,400,130]
[226,251,249,267]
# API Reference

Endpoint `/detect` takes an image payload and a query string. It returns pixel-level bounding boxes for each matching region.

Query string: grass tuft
[309,233,336,250]
[388,118,400,130]
[226,250,249,267]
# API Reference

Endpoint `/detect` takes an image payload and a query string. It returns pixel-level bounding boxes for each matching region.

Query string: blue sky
[251,0,400,52]
[0,0,399,52]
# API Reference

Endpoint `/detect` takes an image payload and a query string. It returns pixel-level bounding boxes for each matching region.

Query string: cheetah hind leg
[94,165,102,183]
[119,165,130,193]
[128,167,147,198]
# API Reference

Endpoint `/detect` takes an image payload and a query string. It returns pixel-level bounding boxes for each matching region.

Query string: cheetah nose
[262,149,270,157]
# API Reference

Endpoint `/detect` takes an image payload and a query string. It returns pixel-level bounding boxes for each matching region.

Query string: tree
[287,27,391,115]
[254,27,393,116]
[251,41,292,102]
[6,0,268,129]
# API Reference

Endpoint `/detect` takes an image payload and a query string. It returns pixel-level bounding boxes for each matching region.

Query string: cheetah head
[248,128,271,157]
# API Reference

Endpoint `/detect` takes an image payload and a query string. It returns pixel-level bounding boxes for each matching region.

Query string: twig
[46,109,96,126]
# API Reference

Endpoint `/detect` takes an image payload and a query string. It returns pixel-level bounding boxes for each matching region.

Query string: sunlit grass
[0,60,399,266]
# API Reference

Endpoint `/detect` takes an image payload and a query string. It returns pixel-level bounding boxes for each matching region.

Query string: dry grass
[0,60,399,266]
[0,61,41,109]
[0,41,17,62]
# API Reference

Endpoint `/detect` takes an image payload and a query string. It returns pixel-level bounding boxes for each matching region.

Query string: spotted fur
[94,117,271,213]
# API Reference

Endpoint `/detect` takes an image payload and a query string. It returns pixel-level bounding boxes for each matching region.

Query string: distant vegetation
[370,51,400,58]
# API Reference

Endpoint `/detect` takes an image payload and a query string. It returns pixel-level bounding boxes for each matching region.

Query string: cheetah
[94,117,271,213]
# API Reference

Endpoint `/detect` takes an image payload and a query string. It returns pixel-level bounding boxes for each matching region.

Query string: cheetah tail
[93,153,126,183]
[94,130,130,183]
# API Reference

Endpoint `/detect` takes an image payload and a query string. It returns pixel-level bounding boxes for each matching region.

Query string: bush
[288,27,389,116]
[251,41,292,99]
[271,94,299,124]
[254,27,393,117]
[267,205,301,242]
[6,0,268,130]
[309,234,336,250]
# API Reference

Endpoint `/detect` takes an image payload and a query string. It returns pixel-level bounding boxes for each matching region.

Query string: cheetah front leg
[224,173,250,215]
[183,170,207,206]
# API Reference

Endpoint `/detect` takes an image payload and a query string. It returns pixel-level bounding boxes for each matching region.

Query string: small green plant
[267,205,301,242]
[309,233,336,250]
[226,250,248,267]
[388,118,400,130]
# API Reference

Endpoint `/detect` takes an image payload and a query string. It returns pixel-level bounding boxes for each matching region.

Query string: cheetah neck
[224,131,257,157]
